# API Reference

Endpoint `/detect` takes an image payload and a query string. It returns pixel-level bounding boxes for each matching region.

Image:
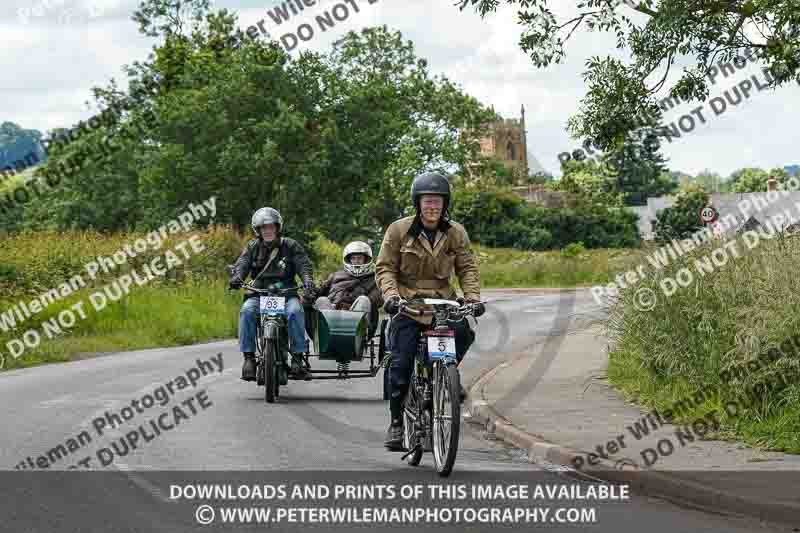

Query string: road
[0,289,787,532]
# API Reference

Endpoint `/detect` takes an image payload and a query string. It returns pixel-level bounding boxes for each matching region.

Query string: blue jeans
[239,296,306,354]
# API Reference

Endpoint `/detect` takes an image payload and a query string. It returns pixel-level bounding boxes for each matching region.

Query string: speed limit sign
[700,206,718,224]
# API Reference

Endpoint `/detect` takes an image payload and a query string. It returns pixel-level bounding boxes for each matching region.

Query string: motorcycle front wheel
[264,337,279,403]
[432,362,460,477]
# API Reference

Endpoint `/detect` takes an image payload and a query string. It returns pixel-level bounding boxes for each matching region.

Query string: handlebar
[393,298,483,319]
[232,282,302,295]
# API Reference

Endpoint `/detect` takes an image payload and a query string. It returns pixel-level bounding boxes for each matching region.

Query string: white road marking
[114,462,172,503]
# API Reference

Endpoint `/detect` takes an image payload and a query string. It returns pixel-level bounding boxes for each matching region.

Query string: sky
[0,0,797,178]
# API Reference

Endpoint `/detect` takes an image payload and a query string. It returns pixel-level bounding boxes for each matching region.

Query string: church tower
[476,108,529,179]
[520,104,528,177]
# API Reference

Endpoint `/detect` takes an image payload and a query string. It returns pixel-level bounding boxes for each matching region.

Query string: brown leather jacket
[375,215,480,324]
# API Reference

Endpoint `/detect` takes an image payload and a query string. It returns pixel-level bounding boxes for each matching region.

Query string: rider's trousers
[387,314,475,421]
[239,296,306,354]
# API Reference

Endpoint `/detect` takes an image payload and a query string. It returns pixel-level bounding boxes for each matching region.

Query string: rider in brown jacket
[375,171,485,450]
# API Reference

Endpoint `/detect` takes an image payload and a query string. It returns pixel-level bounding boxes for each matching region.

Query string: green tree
[458,0,800,151]
[731,167,790,192]
[458,155,523,189]
[17,1,495,247]
[317,25,495,236]
[730,167,768,192]
[600,127,674,204]
[556,158,623,206]
[451,186,553,250]
[652,186,709,242]
[694,169,723,193]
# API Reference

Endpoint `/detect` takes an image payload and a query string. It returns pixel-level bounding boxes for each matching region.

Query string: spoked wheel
[264,338,279,403]
[402,382,423,466]
[256,328,267,386]
[432,362,461,477]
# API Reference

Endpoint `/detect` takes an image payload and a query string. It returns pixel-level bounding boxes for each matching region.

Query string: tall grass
[1,279,241,370]
[475,244,642,288]
[0,225,246,371]
[606,228,800,452]
[0,224,244,299]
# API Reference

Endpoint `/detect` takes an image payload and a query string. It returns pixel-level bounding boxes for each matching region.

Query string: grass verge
[606,229,800,453]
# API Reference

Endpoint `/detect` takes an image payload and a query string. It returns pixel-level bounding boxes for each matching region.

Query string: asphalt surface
[0,290,789,532]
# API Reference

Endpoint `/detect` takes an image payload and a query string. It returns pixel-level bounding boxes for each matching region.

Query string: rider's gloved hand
[467,299,486,318]
[303,280,318,301]
[229,276,244,290]
[383,295,403,315]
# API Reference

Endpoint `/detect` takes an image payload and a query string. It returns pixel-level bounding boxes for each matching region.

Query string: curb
[465,356,800,528]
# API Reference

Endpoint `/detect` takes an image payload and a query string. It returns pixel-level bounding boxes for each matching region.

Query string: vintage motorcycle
[388,298,482,477]
[235,280,391,403]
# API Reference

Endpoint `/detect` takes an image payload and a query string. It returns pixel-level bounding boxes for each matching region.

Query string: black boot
[385,419,405,451]
[241,353,256,382]
[385,395,406,451]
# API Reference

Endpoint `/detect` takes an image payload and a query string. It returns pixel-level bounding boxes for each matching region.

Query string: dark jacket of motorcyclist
[230,236,314,298]
[229,207,316,383]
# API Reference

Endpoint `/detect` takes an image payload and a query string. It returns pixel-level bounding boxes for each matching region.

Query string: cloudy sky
[1,0,797,178]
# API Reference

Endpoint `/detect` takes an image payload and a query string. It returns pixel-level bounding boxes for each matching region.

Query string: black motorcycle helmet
[410,172,451,215]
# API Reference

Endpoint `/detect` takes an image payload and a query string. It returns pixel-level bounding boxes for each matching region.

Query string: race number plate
[260,296,286,315]
[427,330,456,359]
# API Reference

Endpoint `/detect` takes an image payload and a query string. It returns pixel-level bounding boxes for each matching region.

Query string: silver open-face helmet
[343,241,373,277]
[251,207,283,237]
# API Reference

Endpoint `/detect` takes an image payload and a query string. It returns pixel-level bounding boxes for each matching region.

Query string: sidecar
[301,305,391,380]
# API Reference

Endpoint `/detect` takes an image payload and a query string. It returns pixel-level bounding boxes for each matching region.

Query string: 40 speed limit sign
[700,206,718,224]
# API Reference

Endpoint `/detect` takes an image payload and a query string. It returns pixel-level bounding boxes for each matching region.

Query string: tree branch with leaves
[458,0,800,151]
